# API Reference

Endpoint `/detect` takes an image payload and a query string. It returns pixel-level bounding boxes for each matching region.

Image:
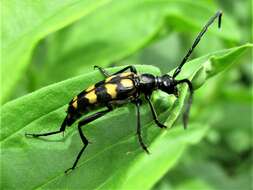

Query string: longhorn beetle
[26,11,222,173]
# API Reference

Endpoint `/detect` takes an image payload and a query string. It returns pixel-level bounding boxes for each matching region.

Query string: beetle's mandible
[26,11,222,173]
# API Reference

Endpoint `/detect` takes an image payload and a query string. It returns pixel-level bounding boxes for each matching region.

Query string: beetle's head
[158,74,179,97]
[158,74,194,129]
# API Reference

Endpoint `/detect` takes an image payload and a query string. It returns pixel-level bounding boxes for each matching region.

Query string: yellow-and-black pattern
[69,72,137,113]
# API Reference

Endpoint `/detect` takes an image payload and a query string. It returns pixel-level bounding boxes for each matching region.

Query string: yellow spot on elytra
[105,84,117,99]
[105,75,115,82]
[72,96,78,101]
[72,100,78,108]
[85,90,97,104]
[120,72,132,77]
[86,85,95,92]
[120,79,133,88]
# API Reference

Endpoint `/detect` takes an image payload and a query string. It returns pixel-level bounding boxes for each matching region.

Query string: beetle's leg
[134,99,149,154]
[25,116,68,137]
[113,65,137,75]
[65,107,112,174]
[94,65,110,77]
[94,65,138,77]
[145,95,167,129]
[176,79,193,129]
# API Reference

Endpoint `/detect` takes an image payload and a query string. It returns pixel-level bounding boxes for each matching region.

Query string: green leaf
[1,0,110,104]
[1,44,251,189]
[190,43,253,89]
[175,178,216,190]
[98,124,209,190]
[2,0,240,103]
[37,0,240,87]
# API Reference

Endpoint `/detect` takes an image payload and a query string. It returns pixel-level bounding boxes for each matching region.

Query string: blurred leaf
[119,33,184,73]
[1,0,111,104]
[39,0,240,86]
[163,159,252,190]
[175,178,215,190]
[1,44,251,189]
[216,102,252,153]
[2,0,241,103]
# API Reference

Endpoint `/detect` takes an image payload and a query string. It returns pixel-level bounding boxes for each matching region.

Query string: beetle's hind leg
[134,99,149,154]
[25,116,67,137]
[65,107,112,174]
[94,65,110,77]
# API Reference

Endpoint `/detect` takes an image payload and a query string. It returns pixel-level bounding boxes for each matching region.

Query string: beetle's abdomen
[69,72,137,112]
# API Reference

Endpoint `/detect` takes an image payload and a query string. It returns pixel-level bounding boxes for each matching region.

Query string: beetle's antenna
[176,79,193,129]
[173,10,222,78]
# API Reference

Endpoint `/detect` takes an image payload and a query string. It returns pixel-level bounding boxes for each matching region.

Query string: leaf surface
[2,0,240,103]
[2,0,111,103]
[1,44,251,189]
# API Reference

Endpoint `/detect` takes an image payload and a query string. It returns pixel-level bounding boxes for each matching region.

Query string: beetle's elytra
[26,11,222,173]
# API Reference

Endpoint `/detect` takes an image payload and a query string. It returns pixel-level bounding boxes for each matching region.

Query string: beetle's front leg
[145,95,167,129]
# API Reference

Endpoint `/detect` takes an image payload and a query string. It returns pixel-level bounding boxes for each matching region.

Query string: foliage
[1,0,252,190]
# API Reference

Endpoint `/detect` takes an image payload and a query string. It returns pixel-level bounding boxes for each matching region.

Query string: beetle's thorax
[136,73,158,94]
[136,73,178,96]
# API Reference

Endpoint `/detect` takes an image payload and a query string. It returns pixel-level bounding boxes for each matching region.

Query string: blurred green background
[1,0,252,190]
